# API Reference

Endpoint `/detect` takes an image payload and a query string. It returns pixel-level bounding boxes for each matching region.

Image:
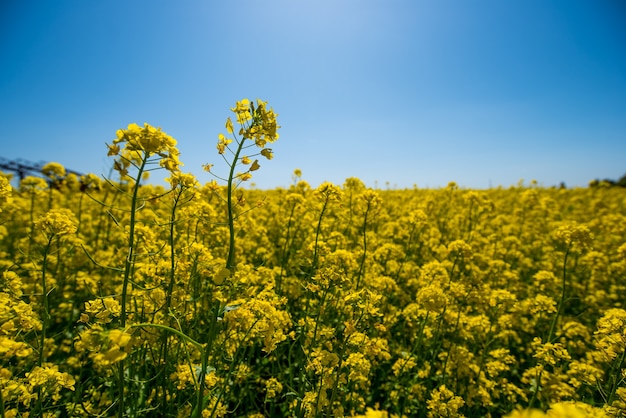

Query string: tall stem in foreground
[120,154,148,328]
[38,236,54,367]
[118,154,148,418]
[33,236,54,416]
[225,139,247,271]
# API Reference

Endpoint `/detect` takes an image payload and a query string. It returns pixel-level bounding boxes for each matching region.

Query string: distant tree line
[589,172,626,188]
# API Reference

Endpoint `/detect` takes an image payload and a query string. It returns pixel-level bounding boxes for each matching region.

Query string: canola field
[0,100,625,417]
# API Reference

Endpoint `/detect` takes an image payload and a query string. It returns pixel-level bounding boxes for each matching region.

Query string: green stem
[225,139,247,271]
[118,153,148,418]
[126,322,207,418]
[607,346,626,406]
[311,199,329,275]
[120,154,148,327]
[529,247,570,409]
[28,192,36,257]
[127,323,202,350]
[194,303,221,418]
[0,379,5,418]
[34,235,54,416]
[278,202,298,294]
[548,247,570,343]
[355,202,370,290]
[38,235,54,367]
[165,188,183,311]
[398,311,430,417]
[310,286,330,349]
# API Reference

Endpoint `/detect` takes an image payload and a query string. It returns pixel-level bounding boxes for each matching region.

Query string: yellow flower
[226,116,234,134]
[41,162,66,179]
[20,175,48,191]
[166,172,198,189]
[351,407,400,417]
[84,297,121,323]
[260,148,273,160]
[35,209,78,236]
[427,384,465,418]
[109,122,181,174]
[231,98,253,124]
[554,222,593,252]
[416,284,448,313]
[217,133,232,154]
[108,329,132,348]
[265,377,283,399]
[617,243,626,260]
[532,337,571,366]
[546,401,611,418]
[504,408,546,418]
[314,181,343,202]
[238,172,252,181]
[107,143,120,156]
[0,176,12,210]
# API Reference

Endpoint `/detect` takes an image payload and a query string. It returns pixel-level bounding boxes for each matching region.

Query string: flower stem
[225,138,247,271]
[118,153,148,418]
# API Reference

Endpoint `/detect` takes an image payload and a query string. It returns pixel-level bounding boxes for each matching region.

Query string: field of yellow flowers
[0,100,625,417]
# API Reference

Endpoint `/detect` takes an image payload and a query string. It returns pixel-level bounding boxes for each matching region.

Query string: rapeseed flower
[35,208,77,236]
[0,175,12,210]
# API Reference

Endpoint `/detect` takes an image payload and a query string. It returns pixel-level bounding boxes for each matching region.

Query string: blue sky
[1,1,625,189]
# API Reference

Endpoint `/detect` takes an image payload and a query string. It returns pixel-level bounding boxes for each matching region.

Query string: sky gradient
[1,1,625,189]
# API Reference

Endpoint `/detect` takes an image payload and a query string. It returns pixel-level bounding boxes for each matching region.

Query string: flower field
[0,100,625,417]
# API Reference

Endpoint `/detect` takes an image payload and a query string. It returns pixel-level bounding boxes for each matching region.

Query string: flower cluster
[108,122,181,177]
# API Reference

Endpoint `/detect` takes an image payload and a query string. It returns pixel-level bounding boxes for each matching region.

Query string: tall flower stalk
[105,123,181,418]
[203,98,280,276]
[528,222,593,409]
[33,209,77,415]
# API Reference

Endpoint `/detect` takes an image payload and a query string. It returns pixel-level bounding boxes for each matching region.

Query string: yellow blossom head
[35,208,78,236]
[41,161,66,180]
[0,176,12,210]
[554,222,593,253]
[109,122,181,174]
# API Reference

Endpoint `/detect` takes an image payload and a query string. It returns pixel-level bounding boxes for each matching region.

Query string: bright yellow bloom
[546,401,611,418]
[532,337,571,366]
[260,148,273,160]
[114,122,177,155]
[0,176,12,211]
[231,98,253,124]
[41,162,66,179]
[554,222,593,252]
[217,133,232,154]
[427,384,465,418]
[238,172,252,181]
[26,366,75,391]
[35,208,78,236]
[20,175,48,191]
[314,181,343,202]
[166,172,198,189]
[226,116,234,134]
[504,408,546,418]
[265,377,283,399]
[108,329,132,348]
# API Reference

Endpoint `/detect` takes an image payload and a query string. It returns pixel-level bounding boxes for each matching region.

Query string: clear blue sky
[1,1,625,189]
